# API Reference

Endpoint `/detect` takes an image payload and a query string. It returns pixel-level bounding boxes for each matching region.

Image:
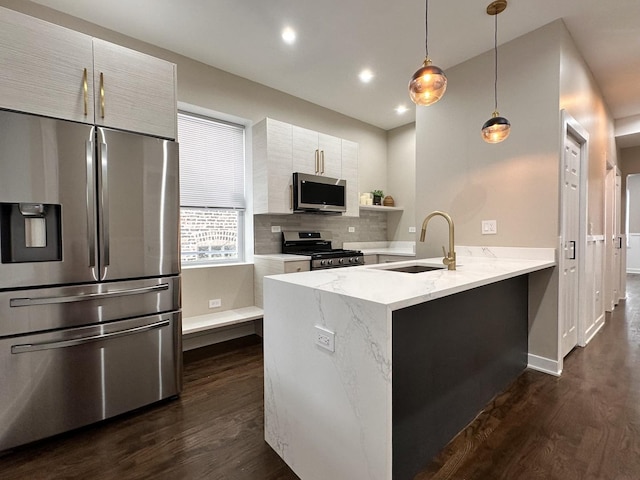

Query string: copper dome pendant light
[408,0,447,106]
[482,0,511,144]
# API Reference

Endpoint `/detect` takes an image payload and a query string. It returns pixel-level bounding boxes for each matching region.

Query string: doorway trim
[558,110,589,356]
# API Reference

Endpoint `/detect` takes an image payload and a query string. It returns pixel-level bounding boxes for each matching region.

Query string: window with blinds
[178,112,246,265]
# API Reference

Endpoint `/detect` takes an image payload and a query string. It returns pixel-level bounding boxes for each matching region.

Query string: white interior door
[614,170,624,304]
[561,133,581,357]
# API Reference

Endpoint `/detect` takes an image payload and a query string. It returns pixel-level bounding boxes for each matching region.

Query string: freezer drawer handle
[11,319,170,354]
[10,283,170,307]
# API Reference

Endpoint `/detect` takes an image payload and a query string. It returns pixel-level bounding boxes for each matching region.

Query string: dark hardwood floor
[2,276,640,479]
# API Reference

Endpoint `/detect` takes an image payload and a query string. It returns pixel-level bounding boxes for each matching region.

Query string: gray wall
[414,20,616,366]
[626,174,640,233]
[387,123,417,242]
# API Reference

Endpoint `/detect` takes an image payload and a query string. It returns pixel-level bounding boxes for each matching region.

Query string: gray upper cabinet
[253,117,359,217]
[92,39,177,139]
[0,7,177,140]
[0,7,94,124]
[292,125,341,178]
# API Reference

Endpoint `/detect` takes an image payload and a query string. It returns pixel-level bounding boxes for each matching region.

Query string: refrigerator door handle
[86,139,97,269]
[9,283,170,307]
[10,319,170,354]
[99,139,110,275]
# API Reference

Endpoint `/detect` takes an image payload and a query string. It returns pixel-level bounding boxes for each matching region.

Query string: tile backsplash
[254,210,388,254]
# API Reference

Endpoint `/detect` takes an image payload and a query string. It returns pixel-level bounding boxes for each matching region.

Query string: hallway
[1,277,640,479]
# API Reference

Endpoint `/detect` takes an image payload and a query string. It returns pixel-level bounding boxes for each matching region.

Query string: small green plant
[371,189,384,197]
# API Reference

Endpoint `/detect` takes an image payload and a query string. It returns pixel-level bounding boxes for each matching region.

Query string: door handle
[98,139,110,275]
[567,240,576,260]
[86,138,96,268]
[11,319,170,354]
[10,283,170,307]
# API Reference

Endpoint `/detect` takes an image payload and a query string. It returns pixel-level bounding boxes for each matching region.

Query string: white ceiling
[30,0,640,133]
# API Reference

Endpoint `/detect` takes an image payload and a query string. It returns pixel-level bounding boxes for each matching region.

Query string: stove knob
[320,260,326,266]
[339,258,345,264]
[328,259,334,265]
[351,257,359,264]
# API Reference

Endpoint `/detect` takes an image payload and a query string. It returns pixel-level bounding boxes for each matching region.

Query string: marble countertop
[254,253,311,262]
[266,246,556,311]
[359,247,415,256]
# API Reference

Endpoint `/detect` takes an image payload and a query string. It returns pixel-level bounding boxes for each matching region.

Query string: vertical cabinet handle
[82,68,88,116]
[320,150,325,174]
[315,149,319,174]
[99,72,105,119]
[289,184,293,210]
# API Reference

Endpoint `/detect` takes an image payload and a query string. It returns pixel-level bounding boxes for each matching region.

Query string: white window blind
[178,112,245,209]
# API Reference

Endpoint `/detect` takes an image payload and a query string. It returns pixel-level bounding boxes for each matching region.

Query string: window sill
[181,261,253,270]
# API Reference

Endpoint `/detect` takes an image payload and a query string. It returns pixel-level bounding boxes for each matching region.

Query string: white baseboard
[583,314,606,345]
[182,322,257,351]
[527,353,562,377]
[627,268,640,274]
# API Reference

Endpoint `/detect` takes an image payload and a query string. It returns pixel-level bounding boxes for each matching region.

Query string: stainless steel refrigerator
[0,109,181,451]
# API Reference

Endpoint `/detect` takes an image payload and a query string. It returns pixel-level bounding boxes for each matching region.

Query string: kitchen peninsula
[263,246,555,480]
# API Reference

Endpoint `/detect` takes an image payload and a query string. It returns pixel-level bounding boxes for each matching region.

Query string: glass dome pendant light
[408,0,447,106]
[482,0,511,144]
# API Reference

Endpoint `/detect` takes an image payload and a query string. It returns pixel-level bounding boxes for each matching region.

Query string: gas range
[281,231,364,270]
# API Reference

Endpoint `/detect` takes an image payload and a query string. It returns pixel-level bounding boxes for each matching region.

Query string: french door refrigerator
[0,109,181,451]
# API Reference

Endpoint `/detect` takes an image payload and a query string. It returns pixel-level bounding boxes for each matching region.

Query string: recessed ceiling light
[395,105,409,114]
[282,27,296,45]
[359,69,374,83]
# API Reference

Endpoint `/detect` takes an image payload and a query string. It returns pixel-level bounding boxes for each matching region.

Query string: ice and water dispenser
[0,202,62,263]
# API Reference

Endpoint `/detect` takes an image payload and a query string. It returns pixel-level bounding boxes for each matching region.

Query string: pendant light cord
[425,0,429,58]
[493,12,498,112]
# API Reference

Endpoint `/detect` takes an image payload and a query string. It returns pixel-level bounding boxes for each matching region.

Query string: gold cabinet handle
[99,72,105,118]
[320,150,325,174]
[82,68,88,116]
[315,149,319,174]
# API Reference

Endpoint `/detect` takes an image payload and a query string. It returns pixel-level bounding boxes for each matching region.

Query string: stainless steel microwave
[292,172,346,213]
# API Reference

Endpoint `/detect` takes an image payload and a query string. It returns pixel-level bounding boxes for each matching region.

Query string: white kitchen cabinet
[253,118,359,216]
[292,125,341,177]
[0,7,177,140]
[0,6,94,123]
[253,118,294,214]
[93,39,177,139]
[378,254,412,264]
[254,255,310,307]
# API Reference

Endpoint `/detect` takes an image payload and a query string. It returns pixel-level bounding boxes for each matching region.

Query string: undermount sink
[374,264,445,274]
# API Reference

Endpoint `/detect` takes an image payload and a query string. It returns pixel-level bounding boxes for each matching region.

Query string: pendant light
[408,0,447,106]
[482,0,511,143]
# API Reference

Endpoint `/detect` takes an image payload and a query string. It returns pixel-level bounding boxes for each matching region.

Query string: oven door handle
[9,283,169,307]
[11,319,170,354]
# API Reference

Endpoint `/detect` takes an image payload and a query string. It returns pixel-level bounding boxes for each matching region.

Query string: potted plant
[371,189,384,205]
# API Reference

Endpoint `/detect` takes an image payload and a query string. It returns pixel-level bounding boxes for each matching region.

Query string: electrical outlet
[314,326,335,352]
[208,298,222,309]
[409,226,416,233]
[348,226,355,233]
[271,225,282,233]
[482,220,497,235]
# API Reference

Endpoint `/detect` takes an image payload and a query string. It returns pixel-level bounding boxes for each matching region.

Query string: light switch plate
[409,226,416,233]
[482,220,497,235]
[348,226,355,233]
[271,225,282,233]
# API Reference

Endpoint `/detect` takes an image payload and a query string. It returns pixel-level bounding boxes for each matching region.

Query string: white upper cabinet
[253,118,293,214]
[93,39,176,139]
[292,125,342,178]
[253,118,359,217]
[0,7,177,140]
[0,7,94,123]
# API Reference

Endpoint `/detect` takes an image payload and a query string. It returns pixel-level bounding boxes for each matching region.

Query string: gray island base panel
[392,276,528,480]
